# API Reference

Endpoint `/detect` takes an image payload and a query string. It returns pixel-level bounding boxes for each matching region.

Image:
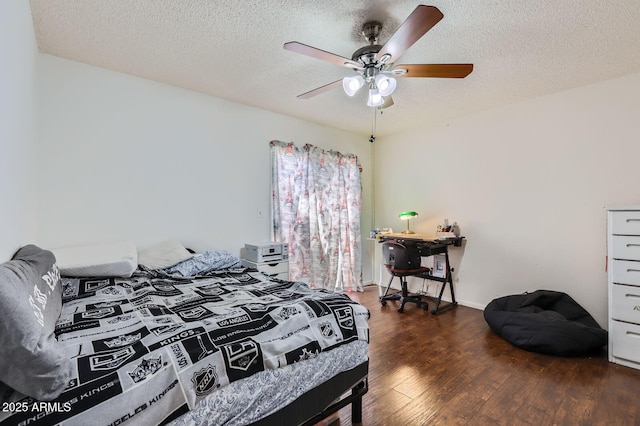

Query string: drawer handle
[626,331,640,339]
[627,244,640,248]
[626,219,640,223]
[627,269,640,273]
[625,294,640,299]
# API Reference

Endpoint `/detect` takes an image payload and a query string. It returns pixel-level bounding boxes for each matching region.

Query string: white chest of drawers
[608,207,640,370]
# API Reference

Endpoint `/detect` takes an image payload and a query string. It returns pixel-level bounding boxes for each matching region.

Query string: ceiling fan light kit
[343,75,365,96]
[375,74,396,97]
[367,86,384,107]
[283,5,473,108]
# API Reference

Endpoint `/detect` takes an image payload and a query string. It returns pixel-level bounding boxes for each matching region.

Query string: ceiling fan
[283,5,473,108]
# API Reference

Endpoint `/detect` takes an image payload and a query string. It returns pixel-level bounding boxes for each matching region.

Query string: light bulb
[342,75,364,96]
[367,88,384,107]
[375,75,397,97]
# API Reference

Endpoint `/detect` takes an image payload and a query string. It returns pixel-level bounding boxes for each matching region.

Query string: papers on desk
[436,231,457,239]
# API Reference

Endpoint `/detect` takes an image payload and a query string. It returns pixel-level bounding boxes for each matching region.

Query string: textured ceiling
[29,0,640,137]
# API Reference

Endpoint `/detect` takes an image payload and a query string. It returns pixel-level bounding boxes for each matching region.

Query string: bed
[0,242,369,426]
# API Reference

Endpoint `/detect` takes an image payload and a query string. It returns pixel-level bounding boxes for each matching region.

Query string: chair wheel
[422,304,429,310]
[397,306,404,313]
[380,300,387,306]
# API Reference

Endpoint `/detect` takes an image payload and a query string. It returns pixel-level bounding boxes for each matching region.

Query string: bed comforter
[0,268,369,426]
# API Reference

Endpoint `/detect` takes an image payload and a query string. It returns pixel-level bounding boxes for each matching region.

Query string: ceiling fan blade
[284,42,361,69]
[297,79,343,99]
[376,5,444,64]
[393,64,474,78]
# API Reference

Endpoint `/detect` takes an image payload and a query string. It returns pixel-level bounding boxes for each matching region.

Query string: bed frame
[159,362,368,426]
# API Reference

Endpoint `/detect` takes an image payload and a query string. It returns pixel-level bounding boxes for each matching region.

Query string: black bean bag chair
[483,290,607,356]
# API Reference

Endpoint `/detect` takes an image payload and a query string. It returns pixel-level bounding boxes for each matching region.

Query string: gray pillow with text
[0,245,72,400]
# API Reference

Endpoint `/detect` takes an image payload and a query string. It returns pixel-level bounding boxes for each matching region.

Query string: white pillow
[52,240,138,278]
[138,239,193,270]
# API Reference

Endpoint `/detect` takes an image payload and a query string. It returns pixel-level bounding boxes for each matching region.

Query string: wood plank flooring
[334,285,640,426]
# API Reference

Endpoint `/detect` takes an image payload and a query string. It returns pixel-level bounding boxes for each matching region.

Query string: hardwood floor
[334,285,640,426]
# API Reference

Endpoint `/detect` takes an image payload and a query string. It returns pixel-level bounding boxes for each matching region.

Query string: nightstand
[241,259,289,280]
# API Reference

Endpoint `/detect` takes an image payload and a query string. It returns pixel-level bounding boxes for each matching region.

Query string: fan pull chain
[369,107,377,143]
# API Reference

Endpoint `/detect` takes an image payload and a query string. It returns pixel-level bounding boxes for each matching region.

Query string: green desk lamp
[399,211,418,234]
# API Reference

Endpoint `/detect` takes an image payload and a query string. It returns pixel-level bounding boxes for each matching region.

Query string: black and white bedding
[0,264,369,425]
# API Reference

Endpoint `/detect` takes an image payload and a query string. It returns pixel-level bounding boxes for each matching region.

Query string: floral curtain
[270,140,363,292]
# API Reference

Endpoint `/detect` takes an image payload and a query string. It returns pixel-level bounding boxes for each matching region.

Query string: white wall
[0,1,39,260]
[36,55,375,283]
[375,72,640,327]
[24,19,640,322]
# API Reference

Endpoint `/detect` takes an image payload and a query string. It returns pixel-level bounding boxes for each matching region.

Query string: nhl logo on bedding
[334,306,354,329]
[62,282,75,298]
[82,307,116,319]
[319,322,336,338]
[94,301,122,309]
[273,290,293,299]
[90,346,136,371]
[191,364,220,396]
[128,356,163,383]
[104,333,142,348]
[153,283,177,292]
[102,286,121,296]
[151,323,185,336]
[298,347,319,361]
[278,306,299,320]
[107,314,135,324]
[178,306,213,321]
[196,285,225,296]
[224,340,259,371]
[245,303,269,312]
[83,278,112,292]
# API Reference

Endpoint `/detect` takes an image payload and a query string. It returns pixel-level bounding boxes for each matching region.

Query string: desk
[378,233,464,314]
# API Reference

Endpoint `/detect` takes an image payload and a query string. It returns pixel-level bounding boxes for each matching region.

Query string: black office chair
[380,240,430,313]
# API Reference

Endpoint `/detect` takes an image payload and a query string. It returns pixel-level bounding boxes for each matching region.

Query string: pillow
[138,239,193,270]
[165,250,243,276]
[52,240,138,278]
[0,245,72,400]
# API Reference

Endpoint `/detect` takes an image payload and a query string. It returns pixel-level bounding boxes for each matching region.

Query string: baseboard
[456,300,485,311]
[371,282,486,312]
